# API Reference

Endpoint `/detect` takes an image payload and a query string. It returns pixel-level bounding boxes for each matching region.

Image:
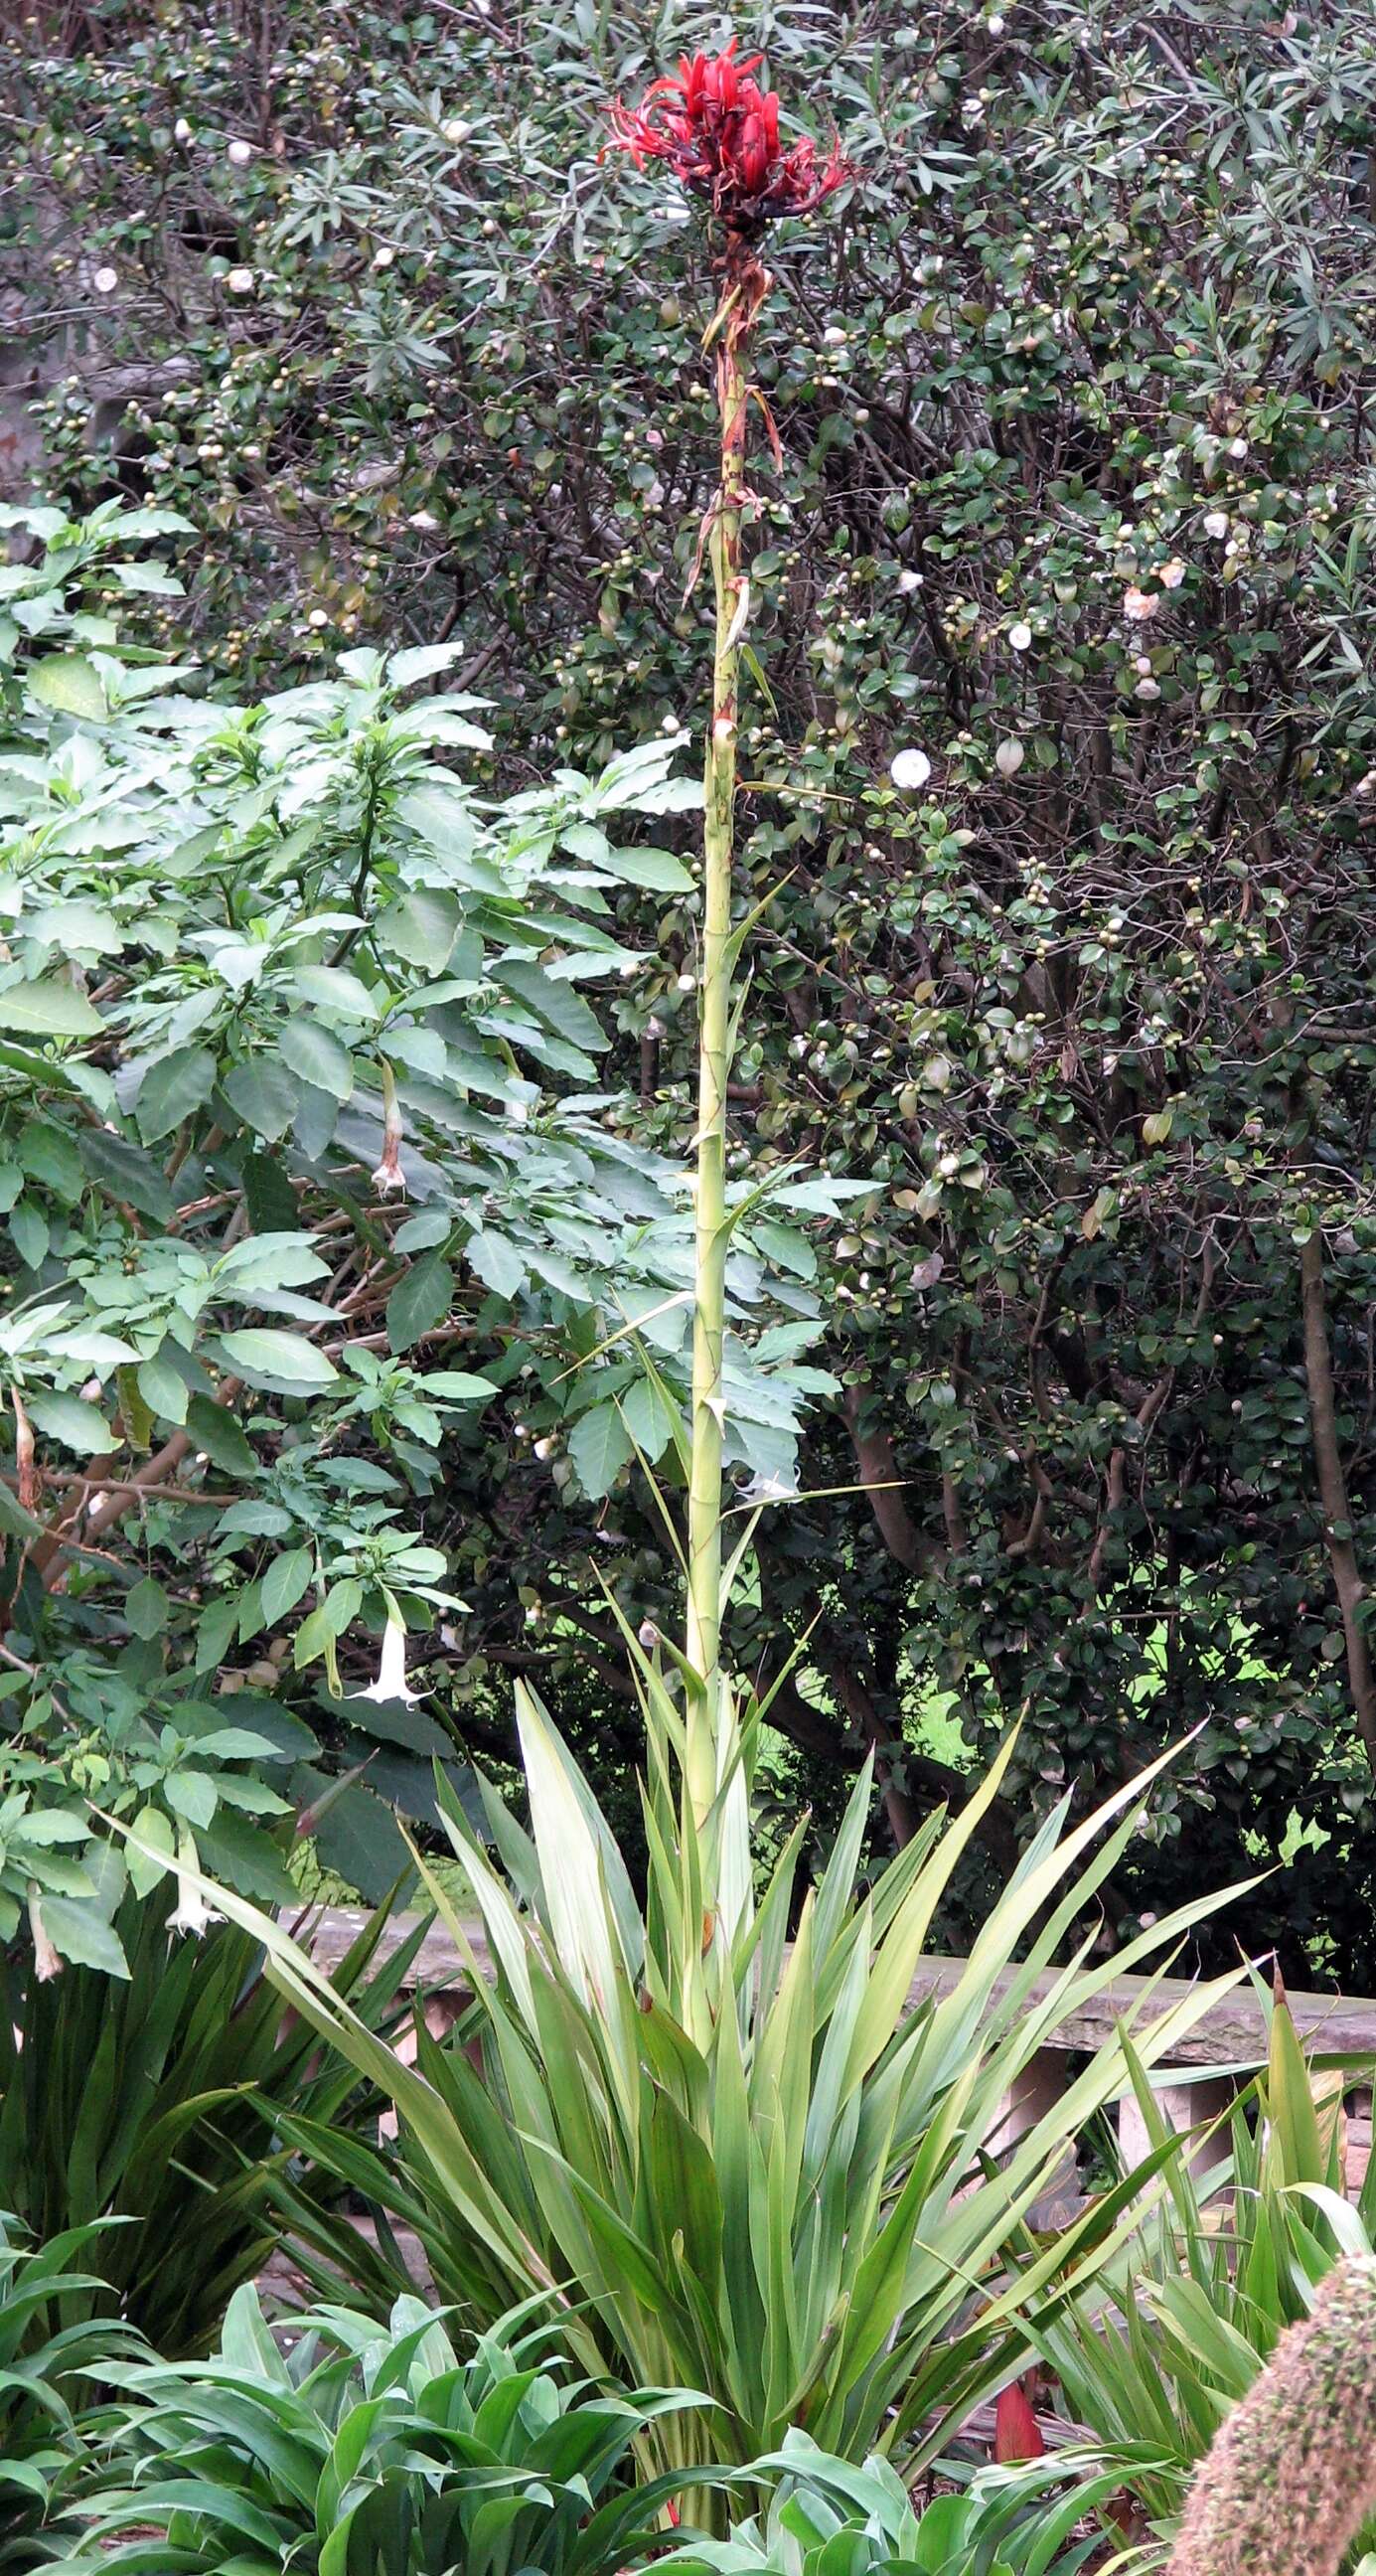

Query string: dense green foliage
[75,2286,705,2576]
[6,14,1376,2576]
[8,0,1376,1962]
[1035,1989,1376,2549]
[187,1680,1244,2496]
[0,2216,140,2568]
[672,2431,1122,2576]
[0,503,839,1942]
[0,1888,420,2356]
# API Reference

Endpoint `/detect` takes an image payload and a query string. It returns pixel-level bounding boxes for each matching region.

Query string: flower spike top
[608,38,851,238]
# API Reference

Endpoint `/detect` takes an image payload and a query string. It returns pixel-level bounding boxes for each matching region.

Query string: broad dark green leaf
[187,1393,257,1477]
[385,1251,454,1355]
[125,1576,170,1639]
[312,1781,411,1905]
[567,1401,634,1499]
[491,958,608,1051]
[261,1545,314,1627]
[78,1126,176,1223]
[223,1057,301,1142]
[376,887,463,968]
[135,1045,219,1143]
[278,1019,356,1102]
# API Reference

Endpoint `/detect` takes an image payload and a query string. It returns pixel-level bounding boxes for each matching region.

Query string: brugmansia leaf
[466,1231,528,1300]
[77,1127,176,1221]
[311,1783,411,1906]
[27,653,108,721]
[125,1576,170,1640]
[36,1894,129,1979]
[597,845,695,892]
[223,1057,301,1142]
[218,1330,339,1390]
[0,1484,45,1542]
[124,1804,176,1898]
[0,978,103,1039]
[568,1401,634,1498]
[261,1545,314,1626]
[621,1376,679,1462]
[376,888,463,967]
[491,959,608,1051]
[278,1019,356,1102]
[385,1252,454,1356]
[25,1390,116,1453]
[135,1045,219,1143]
[186,1394,256,1475]
[137,1352,190,1424]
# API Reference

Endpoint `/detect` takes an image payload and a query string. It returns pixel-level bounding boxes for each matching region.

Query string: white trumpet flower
[355,1617,422,1706]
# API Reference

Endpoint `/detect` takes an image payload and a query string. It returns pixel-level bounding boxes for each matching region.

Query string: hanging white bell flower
[1123,586,1158,622]
[93,266,119,294]
[994,738,1025,777]
[1008,621,1033,652]
[170,1830,217,1937]
[371,1059,405,1196]
[28,1889,62,1982]
[1159,558,1186,589]
[227,137,253,165]
[890,747,932,791]
[355,1616,423,1706]
[225,266,255,294]
[1203,511,1230,540]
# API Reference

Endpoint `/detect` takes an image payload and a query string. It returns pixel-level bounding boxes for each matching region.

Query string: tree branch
[840,1380,944,1574]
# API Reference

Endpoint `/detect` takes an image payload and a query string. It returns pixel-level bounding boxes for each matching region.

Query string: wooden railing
[302,1908,1376,2211]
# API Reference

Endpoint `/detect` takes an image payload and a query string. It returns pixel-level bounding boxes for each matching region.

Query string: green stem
[685,315,750,1809]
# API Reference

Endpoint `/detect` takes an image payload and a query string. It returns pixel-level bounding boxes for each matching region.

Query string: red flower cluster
[608,40,850,235]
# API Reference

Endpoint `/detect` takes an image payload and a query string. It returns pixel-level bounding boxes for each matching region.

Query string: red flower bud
[994,2379,1045,2465]
[736,109,770,195]
[710,50,738,109]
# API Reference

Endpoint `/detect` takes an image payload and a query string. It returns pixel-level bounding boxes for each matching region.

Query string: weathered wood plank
[298,1906,1376,2067]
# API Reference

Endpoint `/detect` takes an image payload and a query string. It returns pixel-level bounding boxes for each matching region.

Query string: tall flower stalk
[609,43,848,1792]
[1166,2255,1376,2575]
[686,262,763,1728]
